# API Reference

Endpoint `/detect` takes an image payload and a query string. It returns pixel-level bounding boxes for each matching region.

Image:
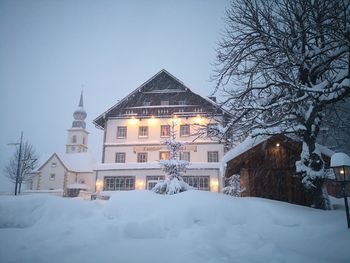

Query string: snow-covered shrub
[153,122,192,194]
[222,174,240,197]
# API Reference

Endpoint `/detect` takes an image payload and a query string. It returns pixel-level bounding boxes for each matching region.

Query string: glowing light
[128,117,139,125]
[210,179,219,192]
[193,115,205,125]
[136,179,145,190]
[276,143,280,147]
[148,116,158,125]
[95,180,103,191]
[340,169,345,175]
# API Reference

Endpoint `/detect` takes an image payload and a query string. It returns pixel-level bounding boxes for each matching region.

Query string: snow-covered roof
[60,152,96,173]
[36,152,96,173]
[95,162,222,171]
[223,136,269,163]
[223,135,335,164]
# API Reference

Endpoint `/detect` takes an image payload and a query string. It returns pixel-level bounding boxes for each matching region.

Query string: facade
[27,92,96,196]
[94,70,227,192]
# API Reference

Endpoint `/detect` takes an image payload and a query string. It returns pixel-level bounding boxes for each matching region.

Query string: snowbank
[0,191,349,263]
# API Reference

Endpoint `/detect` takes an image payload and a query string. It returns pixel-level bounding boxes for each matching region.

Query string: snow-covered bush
[153,122,192,194]
[222,174,240,197]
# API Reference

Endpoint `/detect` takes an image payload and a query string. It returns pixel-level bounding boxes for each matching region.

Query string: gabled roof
[36,152,96,173]
[93,69,225,129]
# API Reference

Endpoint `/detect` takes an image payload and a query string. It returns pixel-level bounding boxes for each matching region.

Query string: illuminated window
[180,152,190,162]
[72,135,77,143]
[137,153,148,163]
[104,176,135,191]
[50,173,55,181]
[208,151,219,162]
[117,126,127,138]
[160,151,170,160]
[138,126,149,137]
[115,152,126,163]
[180,125,190,136]
[161,125,170,137]
[183,176,209,191]
[161,100,169,105]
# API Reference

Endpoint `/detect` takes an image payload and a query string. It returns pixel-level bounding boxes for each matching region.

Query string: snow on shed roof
[223,135,335,164]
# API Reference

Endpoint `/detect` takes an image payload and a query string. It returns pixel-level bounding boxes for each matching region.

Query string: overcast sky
[0,0,229,191]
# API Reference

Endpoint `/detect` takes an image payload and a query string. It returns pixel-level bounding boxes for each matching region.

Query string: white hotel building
[93,70,227,192]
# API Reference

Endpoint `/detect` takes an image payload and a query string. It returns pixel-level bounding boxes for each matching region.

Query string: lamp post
[331,152,350,228]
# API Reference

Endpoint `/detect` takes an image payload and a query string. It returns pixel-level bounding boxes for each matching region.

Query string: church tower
[66,91,89,153]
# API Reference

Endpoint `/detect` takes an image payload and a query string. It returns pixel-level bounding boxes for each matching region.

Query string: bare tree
[4,141,38,195]
[213,0,350,209]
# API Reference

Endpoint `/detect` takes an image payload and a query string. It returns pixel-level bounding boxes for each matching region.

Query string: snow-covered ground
[0,191,349,263]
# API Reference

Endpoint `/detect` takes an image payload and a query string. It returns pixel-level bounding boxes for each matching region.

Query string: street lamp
[331,152,350,228]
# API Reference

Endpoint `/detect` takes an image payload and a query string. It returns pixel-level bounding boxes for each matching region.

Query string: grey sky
[0,0,229,191]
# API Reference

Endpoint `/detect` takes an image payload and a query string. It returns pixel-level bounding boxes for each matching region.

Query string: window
[178,100,186,105]
[51,162,57,168]
[117,126,127,138]
[104,176,135,191]
[137,153,148,163]
[160,151,170,160]
[72,135,77,143]
[183,176,210,191]
[143,101,151,106]
[180,152,190,162]
[115,152,126,163]
[146,176,165,190]
[138,126,149,137]
[180,125,190,137]
[161,100,169,105]
[161,125,170,137]
[208,151,219,162]
[83,137,86,145]
[50,173,55,181]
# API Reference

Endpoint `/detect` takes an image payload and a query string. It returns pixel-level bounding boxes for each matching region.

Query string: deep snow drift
[0,191,349,263]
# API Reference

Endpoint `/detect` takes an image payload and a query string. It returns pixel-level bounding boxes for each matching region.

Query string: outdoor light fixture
[128,116,139,125]
[276,143,280,147]
[193,115,204,125]
[331,152,350,228]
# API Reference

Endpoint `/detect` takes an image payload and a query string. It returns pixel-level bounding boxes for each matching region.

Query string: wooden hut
[223,135,334,206]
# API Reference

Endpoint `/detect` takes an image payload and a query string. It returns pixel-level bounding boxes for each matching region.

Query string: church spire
[79,90,84,107]
[72,91,87,129]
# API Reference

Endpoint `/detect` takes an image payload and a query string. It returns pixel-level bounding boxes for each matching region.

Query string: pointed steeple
[72,91,87,129]
[79,90,84,107]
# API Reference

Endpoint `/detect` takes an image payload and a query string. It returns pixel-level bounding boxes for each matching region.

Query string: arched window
[72,135,77,143]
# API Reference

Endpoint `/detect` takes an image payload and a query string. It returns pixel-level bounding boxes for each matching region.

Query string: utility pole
[8,132,23,195]
[14,132,23,195]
